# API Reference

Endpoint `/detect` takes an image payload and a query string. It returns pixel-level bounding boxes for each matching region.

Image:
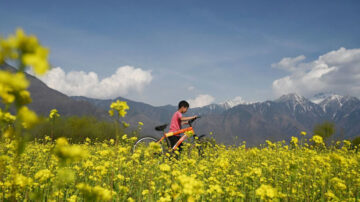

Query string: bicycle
[132,116,214,156]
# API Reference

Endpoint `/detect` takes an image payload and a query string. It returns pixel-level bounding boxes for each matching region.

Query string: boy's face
[179,107,188,113]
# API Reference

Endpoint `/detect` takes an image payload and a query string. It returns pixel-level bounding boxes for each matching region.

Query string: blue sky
[1,0,360,106]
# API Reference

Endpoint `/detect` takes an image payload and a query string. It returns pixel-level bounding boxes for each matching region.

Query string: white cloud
[38,66,152,99]
[271,55,306,72]
[188,94,215,108]
[272,47,360,97]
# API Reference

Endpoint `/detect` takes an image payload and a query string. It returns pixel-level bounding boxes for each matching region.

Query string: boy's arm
[180,116,197,121]
[181,120,189,125]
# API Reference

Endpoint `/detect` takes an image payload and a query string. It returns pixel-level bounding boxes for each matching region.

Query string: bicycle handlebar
[188,116,201,126]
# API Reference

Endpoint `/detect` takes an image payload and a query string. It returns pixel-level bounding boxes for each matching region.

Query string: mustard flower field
[1,29,360,202]
[0,135,359,201]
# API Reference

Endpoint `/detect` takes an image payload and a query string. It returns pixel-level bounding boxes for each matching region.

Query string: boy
[168,100,197,152]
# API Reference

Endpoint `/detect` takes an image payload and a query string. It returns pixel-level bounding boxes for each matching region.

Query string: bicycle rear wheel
[132,136,165,154]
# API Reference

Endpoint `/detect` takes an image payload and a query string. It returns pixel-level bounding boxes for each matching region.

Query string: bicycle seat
[155,124,168,131]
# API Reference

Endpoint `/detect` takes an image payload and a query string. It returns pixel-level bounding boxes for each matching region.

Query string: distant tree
[313,121,336,142]
[352,136,360,151]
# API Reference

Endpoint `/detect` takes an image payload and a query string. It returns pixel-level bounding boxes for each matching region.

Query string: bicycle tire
[132,136,165,154]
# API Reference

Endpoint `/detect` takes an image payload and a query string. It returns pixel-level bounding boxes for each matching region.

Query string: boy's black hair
[178,100,189,109]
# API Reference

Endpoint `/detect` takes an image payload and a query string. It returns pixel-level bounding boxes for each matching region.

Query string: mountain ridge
[73,93,360,145]
[2,63,360,145]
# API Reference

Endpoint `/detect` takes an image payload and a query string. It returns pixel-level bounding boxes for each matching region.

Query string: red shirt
[169,111,182,134]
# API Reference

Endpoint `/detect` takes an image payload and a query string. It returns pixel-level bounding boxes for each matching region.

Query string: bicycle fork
[172,134,188,150]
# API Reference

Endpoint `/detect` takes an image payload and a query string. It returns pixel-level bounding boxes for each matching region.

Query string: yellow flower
[207,184,223,195]
[22,46,50,75]
[265,140,275,148]
[56,168,75,186]
[49,109,60,119]
[108,109,114,117]
[109,100,129,117]
[18,90,32,105]
[17,106,38,128]
[177,174,204,196]
[122,121,130,128]
[77,183,113,201]
[184,130,194,137]
[53,137,88,163]
[325,190,338,200]
[343,140,351,149]
[290,136,298,146]
[142,189,149,196]
[148,142,162,153]
[0,71,30,104]
[127,197,135,202]
[34,169,53,182]
[4,28,50,75]
[300,131,307,136]
[93,186,113,201]
[159,164,171,172]
[311,135,324,145]
[122,134,128,140]
[256,184,278,200]
[14,174,33,188]
[330,177,347,190]
[67,195,78,202]
[0,109,16,123]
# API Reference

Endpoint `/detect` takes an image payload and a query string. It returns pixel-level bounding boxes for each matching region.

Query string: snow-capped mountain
[275,93,320,113]
[319,94,346,112]
[310,92,336,104]
[319,95,360,119]
[219,96,252,110]
[308,93,360,119]
[276,93,308,105]
[319,95,358,110]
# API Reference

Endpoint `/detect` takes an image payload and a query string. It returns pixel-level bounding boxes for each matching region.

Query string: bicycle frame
[157,127,195,151]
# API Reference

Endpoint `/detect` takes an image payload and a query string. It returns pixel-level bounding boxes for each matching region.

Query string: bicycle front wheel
[188,135,216,158]
[132,136,164,154]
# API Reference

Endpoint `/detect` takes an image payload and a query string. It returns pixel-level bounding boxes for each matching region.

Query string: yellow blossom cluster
[0,28,50,75]
[311,135,324,145]
[290,136,299,146]
[17,106,38,128]
[255,184,279,200]
[0,135,359,201]
[0,28,49,132]
[53,137,88,163]
[0,71,30,105]
[0,108,16,124]
[49,109,60,119]
[108,100,129,117]
[76,183,113,201]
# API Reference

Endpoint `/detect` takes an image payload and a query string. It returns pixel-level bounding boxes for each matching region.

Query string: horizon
[1,0,360,107]
[71,90,359,108]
